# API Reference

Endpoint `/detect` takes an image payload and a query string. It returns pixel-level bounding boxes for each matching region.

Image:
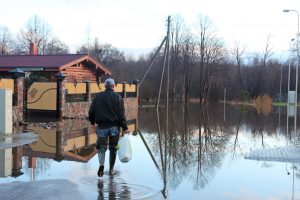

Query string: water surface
[0,103,299,200]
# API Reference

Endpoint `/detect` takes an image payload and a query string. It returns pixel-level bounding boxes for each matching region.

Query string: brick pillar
[56,72,67,120]
[85,80,91,102]
[10,69,25,123]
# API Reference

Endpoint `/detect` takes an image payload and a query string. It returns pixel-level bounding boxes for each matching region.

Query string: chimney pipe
[30,42,38,55]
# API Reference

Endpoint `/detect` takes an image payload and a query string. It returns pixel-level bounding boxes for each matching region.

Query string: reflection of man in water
[89,78,129,177]
[97,177,131,199]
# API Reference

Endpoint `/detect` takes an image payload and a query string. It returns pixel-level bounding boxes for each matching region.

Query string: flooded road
[0,103,300,199]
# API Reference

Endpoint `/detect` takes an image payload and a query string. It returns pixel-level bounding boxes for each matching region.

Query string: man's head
[105,78,115,89]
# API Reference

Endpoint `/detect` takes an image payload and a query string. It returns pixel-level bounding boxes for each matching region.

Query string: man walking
[89,78,129,177]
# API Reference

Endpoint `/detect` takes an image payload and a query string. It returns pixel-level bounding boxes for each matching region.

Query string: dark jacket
[88,88,128,131]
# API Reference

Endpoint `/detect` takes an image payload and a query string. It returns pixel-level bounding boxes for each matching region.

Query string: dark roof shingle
[0,54,87,68]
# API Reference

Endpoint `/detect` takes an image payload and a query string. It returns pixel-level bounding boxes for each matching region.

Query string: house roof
[0,54,112,75]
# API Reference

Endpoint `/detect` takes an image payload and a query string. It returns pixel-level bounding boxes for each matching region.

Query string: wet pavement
[0,179,84,200]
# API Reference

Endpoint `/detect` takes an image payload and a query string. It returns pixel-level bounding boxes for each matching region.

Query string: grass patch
[272,102,287,106]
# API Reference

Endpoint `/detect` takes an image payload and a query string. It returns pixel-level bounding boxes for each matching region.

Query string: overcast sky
[0,0,299,58]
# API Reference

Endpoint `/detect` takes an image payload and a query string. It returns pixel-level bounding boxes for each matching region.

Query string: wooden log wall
[62,63,97,82]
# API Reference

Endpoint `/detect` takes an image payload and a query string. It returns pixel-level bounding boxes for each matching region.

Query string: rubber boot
[109,150,117,175]
[97,150,106,177]
[98,146,106,164]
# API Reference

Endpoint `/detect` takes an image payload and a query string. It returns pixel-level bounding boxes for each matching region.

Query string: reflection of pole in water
[224,88,226,122]
[285,163,295,200]
[294,107,297,145]
[287,105,289,144]
[287,104,297,145]
[138,130,160,170]
[157,108,167,199]
[294,108,297,145]
[156,110,165,173]
[292,165,295,200]
[279,106,281,128]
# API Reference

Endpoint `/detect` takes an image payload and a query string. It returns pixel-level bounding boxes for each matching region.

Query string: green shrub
[240,90,250,103]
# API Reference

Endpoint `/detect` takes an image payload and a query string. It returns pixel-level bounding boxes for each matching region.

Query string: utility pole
[163,15,171,200]
[156,16,171,109]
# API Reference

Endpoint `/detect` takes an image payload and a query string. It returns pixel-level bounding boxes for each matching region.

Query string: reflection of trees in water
[139,104,229,189]
[22,157,51,179]
[140,103,289,145]
[190,105,228,189]
[139,103,297,190]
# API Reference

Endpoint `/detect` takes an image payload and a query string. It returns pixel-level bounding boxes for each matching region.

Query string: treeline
[0,15,297,102]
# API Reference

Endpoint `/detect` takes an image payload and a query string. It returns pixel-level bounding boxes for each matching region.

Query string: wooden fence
[26,81,137,111]
[65,82,137,94]
[27,82,57,110]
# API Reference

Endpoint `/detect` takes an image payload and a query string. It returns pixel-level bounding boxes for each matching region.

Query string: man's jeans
[96,126,120,166]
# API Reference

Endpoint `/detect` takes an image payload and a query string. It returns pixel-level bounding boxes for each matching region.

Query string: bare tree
[45,37,69,54]
[195,15,226,103]
[17,15,52,54]
[251,35,274,96]
[0,25,13,55]
[77,38,125,66]
[181,34,196,104]
[262,36,274,68]
[169,15,186,103]
[231,40,246,91]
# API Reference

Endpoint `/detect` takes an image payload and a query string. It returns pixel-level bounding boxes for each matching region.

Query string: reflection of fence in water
[26,119,137,162]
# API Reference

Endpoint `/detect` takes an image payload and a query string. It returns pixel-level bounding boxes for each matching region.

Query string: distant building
[0,42,112,82]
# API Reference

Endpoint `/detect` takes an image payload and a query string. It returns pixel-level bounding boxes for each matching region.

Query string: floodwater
[1,103,300,200]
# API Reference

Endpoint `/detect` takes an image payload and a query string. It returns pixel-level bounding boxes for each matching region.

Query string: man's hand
[121,129,130,136]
